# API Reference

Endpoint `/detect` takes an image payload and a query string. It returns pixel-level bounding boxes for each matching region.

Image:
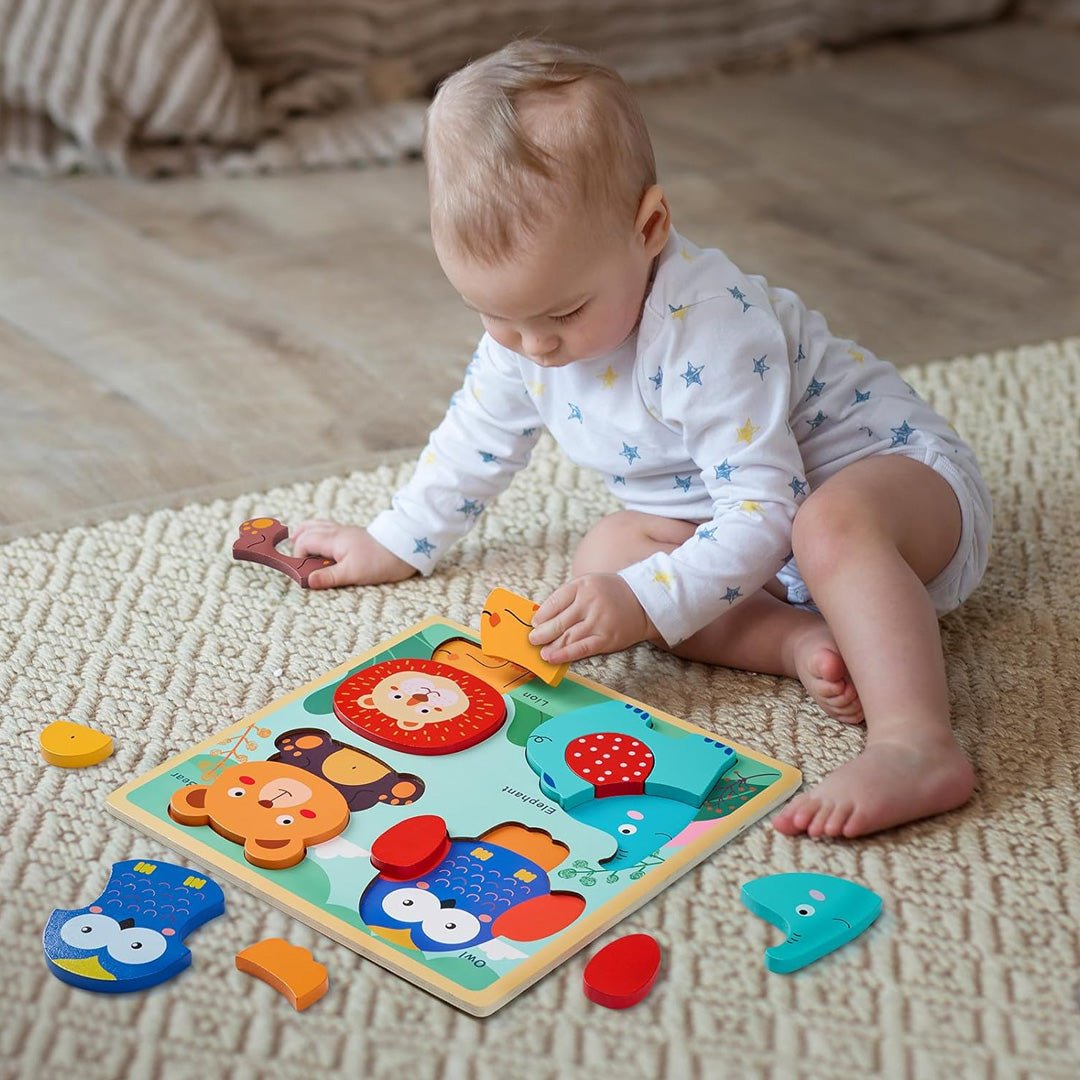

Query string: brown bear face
[168,761,350,869]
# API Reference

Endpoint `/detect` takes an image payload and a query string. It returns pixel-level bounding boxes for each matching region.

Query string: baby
[293,40,992,839]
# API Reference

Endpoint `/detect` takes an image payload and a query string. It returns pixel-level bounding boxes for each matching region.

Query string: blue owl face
[360,841,549,954]
[43,860,225,993]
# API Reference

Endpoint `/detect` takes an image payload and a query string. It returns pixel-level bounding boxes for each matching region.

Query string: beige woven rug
[3,339,1079,1080]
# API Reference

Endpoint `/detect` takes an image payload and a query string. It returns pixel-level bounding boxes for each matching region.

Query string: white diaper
[775,444,993,617]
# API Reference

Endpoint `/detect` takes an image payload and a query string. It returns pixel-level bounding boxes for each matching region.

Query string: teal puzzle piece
[525,701,736,810]
[740,872,882,973]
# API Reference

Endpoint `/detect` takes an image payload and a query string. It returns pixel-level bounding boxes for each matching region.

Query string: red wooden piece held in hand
[582,933,662,1009]
[370,815,452,880]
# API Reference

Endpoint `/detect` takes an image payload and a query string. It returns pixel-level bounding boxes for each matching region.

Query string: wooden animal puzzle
[107,617,801,1015]
[42,859,225,993]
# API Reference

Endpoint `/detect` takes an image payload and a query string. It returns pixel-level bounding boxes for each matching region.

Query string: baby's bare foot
[772,737,975,839]
[791,627,864,723]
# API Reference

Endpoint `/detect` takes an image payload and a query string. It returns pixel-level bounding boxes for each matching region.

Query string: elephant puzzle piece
[525,701,737,811]
[42,859,225,993]
[232,517,334,588]
[740,872,883,973]
[480,587,568,687]
[236,938,329,1011]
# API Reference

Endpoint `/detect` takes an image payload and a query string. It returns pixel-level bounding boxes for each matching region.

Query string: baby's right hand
[290,520,417,589]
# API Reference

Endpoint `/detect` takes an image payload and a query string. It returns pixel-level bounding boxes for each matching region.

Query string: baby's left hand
[529,573,656,664]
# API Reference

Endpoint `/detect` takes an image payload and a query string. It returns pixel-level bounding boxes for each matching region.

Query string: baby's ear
[168,785,210,825]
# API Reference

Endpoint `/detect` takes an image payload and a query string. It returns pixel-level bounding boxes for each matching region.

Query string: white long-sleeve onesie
[368,229,980,645]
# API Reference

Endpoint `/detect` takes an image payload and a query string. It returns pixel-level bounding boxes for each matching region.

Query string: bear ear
[168,785,210,826]
[244,835,306,870]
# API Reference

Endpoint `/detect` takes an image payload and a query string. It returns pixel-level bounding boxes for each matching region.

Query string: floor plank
[2,20,1078,538]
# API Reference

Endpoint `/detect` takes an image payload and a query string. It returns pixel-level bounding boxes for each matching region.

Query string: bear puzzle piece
[168,761,352,869]
[583,933,662,1009]
[526,700,737,811]
[232,517,334,588]
[40,719,113,768]
[236,938,329,1011]
[740,872,883,973]
[42,859,225,993]
[480,587,569,687]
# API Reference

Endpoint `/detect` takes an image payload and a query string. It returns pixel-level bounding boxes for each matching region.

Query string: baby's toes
[805,799,837,838]
[773,794,817,835]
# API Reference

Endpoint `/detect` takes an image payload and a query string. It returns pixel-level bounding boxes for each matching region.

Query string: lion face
[167,762,350,869]
[360,672,469,731]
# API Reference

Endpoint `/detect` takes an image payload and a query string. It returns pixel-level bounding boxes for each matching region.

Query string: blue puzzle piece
[740,872,882,973]
[43,859,225,993]
[525,700,736,810]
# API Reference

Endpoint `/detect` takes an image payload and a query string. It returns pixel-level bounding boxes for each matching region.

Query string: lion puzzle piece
[42,859,224,993]
[480,587,569,687]
[40,719,113,768]
[232,517,334,588]
[740,872,882,973]
[236,938,329,1011]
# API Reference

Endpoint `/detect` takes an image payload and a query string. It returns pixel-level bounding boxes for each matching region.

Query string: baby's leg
[572,511,858,716]
[769,454,975,839]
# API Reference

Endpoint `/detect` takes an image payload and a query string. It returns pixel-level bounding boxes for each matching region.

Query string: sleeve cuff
[366,511,441,576]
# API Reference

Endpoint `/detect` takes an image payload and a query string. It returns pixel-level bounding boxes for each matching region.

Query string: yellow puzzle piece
[39,720,113,768]
[480,588,568,687]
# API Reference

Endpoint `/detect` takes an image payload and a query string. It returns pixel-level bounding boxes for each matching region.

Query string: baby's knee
[791,488,887,577]
[572,511,695,577]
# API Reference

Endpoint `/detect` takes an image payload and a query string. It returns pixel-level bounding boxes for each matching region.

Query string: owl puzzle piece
[740,872,883,973]
[360,817,586,954]
[42,859,225,993]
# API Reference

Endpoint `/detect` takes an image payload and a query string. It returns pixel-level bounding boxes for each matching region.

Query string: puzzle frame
[107,617,801,1015]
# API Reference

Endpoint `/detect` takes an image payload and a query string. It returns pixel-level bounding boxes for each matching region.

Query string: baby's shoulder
[645,231,763,322]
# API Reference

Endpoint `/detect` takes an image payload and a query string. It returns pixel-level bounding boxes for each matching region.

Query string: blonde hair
[425,39,657,262]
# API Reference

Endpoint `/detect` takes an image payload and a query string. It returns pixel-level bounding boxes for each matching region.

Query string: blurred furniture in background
[0,0,1021,176]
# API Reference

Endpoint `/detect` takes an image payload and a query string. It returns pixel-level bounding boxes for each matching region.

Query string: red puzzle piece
[565,732,655,797]
[370,815,452,881]
[232,517,334,588]
[583,933,662,1009]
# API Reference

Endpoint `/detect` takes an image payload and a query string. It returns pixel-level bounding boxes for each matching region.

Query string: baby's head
[425,40,670,366]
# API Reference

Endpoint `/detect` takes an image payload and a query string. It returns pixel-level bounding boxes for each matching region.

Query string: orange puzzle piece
[235,938,329,1011]
[480,588,568,687]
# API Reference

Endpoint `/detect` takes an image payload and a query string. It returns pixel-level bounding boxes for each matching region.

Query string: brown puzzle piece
[232,517,334,588]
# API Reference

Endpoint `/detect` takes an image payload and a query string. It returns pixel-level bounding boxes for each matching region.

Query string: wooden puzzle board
[107,617,801,1015]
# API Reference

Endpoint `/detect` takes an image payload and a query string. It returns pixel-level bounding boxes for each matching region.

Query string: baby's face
[437,216,656,367]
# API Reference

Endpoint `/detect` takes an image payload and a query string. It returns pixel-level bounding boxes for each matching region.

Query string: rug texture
[2,339,1078,1080]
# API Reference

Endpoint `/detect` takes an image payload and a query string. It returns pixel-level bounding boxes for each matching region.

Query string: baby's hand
[290,520,417,589]
[528,573,656,664]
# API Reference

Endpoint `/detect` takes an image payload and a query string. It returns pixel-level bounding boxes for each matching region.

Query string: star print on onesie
[366,229,987,646]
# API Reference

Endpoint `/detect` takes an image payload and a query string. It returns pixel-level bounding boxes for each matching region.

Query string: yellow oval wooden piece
[39,720,113,768]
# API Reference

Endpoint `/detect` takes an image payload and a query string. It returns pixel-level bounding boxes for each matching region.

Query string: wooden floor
[2,20,1078,540]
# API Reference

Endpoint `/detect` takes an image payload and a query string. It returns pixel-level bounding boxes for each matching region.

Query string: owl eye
[421,909,482,947]
[276,814,294,826]
[227,787,246,798]
[107,927,168,966]
[381,887,439,924]
[59,913,117,949]
[795,904,816,917]
[617,823,638,836]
